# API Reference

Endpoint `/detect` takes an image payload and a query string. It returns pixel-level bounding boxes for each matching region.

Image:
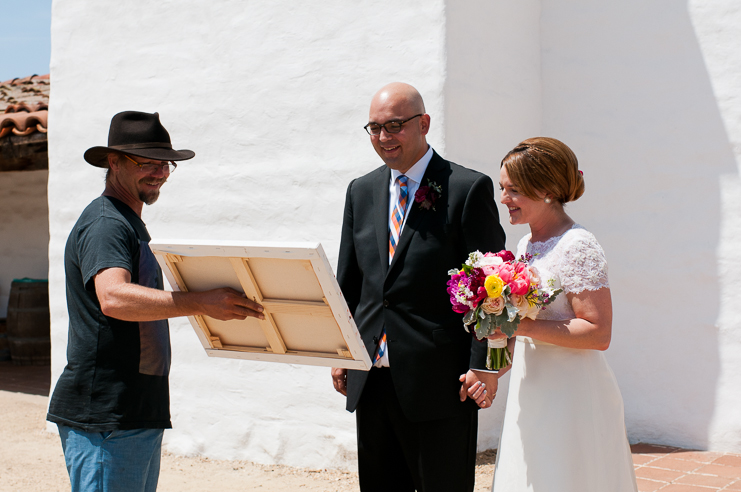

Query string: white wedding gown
[491,225,638,492]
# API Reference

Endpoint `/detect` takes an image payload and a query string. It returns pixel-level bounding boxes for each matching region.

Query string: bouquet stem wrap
[486,338,511,371]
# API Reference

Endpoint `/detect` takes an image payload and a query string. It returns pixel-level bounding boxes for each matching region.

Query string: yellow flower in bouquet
[484,274,504,298]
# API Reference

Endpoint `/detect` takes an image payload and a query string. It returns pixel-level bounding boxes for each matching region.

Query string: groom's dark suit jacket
[338,150,506,422]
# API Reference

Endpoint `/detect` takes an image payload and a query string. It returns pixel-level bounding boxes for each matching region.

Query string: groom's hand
[331,367,348,396]
[459,370,499,408]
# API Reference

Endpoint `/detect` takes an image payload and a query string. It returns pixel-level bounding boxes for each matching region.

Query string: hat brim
[84,146,195,168]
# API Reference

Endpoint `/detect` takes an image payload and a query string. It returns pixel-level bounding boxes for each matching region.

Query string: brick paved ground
[632,443,741,491]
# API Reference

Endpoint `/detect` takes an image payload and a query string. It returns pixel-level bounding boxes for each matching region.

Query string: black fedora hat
[84,111,195,168]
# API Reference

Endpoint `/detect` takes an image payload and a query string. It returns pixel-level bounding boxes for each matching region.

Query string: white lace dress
[491,225,637,492]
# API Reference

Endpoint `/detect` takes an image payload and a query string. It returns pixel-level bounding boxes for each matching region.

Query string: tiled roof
[0,74,50,139]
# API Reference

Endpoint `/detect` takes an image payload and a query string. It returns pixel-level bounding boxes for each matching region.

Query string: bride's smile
[499,167,548,227]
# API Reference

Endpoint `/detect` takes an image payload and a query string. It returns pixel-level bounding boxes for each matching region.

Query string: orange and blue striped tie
[375,175,409,364]
[388,175,409,263]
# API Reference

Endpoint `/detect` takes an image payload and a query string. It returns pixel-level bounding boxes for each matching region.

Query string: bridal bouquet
[446,250,562,370]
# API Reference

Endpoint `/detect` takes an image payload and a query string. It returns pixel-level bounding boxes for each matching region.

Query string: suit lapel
[374,166,391,272]
[386,151,446,276]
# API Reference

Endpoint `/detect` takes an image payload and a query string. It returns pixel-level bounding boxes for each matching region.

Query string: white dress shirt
[387,146,434,247]
[375,146,433,368]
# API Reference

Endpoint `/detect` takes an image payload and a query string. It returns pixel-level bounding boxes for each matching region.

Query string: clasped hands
[332,328,510,408]
[459,369,499,409]
[459,329,508,409]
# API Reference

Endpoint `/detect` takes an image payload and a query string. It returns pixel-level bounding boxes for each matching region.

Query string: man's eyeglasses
[364,114,424,136]
[124,154,177,174]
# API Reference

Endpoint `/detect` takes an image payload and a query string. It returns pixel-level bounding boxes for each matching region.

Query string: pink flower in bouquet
[496,262,514,284]
[481,296,505,315]
[510,280,530,296]
[446,272,471,313]
[479,252,504,276]
[446,269,487,313]
[496,262,531,294]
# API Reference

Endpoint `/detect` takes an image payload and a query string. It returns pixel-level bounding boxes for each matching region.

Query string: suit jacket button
[383,299,389,308]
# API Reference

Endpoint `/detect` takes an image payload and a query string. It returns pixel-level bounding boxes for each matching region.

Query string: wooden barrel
[7,279,50,366]
[0,318,9,361]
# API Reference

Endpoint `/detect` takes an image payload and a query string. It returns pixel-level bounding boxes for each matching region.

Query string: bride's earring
[544,197,552,204]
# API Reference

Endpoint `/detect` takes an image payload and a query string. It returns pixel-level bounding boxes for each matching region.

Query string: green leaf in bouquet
[463,308,477,326]
[475,314,492,339]
[506,303,519,322]
[542,288,563,306]
[499,316,520,338]
[493,311,509,327]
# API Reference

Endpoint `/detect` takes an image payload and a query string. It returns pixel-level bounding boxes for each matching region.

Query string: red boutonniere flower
[415,179,442,211]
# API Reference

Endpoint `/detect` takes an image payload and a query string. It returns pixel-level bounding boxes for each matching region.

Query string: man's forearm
[95,268,263,322]
[98,282,207,321]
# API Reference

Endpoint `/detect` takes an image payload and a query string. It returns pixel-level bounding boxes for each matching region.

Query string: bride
[482,137,638,491]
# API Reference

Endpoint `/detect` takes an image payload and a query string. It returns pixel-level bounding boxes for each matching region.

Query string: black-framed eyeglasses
[124,154,177,174]
[364,114,424,136]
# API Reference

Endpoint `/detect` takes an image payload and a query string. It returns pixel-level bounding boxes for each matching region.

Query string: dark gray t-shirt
[48,196,172,431]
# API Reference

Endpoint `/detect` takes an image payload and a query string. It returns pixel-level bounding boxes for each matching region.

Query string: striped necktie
[388,175,409,263]
[374,175,409,365]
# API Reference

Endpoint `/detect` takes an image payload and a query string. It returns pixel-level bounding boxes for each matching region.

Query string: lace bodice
[517,224,609,321]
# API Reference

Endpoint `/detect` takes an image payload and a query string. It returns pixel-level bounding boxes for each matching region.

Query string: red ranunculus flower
[495,250,515,262]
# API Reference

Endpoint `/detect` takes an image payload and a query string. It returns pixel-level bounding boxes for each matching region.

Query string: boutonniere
[414,179,442,211]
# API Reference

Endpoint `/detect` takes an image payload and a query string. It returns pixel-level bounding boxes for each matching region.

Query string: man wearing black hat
[47,111,264,492]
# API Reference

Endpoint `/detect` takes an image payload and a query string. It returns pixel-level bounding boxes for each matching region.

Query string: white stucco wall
[0,170,50,317]
[689,0,741,451]
[537,0,741,451]
[48,0,741,470]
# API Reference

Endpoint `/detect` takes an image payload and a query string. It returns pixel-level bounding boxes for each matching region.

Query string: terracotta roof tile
[0,74,49,139]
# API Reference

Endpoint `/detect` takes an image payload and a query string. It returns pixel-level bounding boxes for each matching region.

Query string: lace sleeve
[558,230,609,294]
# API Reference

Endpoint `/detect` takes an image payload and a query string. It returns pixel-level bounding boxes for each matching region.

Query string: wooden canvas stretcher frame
[149,240,371,370]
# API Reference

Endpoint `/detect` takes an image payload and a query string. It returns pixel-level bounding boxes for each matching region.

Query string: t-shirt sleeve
[77,217,137,289]
[559,230,609,294]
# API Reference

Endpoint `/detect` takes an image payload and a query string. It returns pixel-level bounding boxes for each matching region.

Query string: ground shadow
[0,360,50,396]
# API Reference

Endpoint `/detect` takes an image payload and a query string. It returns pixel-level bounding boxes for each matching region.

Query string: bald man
[331,83,506,491]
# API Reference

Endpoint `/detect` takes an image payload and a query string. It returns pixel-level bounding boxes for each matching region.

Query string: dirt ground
[0,390,497,492]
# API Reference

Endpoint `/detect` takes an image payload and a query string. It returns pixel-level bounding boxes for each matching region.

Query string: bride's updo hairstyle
[500,137,585,204]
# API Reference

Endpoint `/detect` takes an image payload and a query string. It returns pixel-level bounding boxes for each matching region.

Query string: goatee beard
[139,190,160,205]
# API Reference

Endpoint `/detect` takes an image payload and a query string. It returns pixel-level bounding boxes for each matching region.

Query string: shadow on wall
[445,0,737,450]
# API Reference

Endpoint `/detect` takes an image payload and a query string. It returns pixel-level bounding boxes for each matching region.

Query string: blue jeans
[57,425,164,492]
